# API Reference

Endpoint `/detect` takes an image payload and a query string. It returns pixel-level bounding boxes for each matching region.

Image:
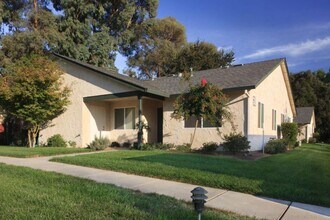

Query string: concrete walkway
[0,154,329,220]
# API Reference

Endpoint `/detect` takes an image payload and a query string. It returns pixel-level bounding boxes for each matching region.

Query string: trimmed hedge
[265,139,287,154]
[222,133,250,153]
[200,142,218,152]
[281,122,298,147]
[47,134,66,148]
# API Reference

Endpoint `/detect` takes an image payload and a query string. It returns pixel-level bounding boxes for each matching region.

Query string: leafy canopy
[290,69,330,142]
[0,0,158,68]
[172,79,231,146]
[0,55,71,147]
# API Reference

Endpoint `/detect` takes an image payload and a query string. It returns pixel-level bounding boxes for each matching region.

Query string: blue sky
[115,0,330,73]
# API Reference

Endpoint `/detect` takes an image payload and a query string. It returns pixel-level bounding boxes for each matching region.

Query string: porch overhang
[83,91,166,102]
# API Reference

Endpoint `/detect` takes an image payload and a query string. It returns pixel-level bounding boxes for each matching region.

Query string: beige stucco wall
[247,63,294,149]
[162,91,246,149]
[84,97,162,146]
[39,60,135,147]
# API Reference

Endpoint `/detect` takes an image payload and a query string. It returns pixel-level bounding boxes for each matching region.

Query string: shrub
[110,142,121,148]
[222,133,250,153]
[67,140,76,148]
[281,122,298,147]
[308,137,316,144]
[122,141,132,148]
[264,139,287,154]
[88,136,110,151]
[200,142,218,152]
[301,139,307,144]
[174,143,191,152]
[313,132,320,142]
[47,134,66,148]
[137,143,175,151]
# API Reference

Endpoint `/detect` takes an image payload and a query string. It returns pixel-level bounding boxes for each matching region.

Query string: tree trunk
[27,126,39,148]
[33,0,38,29]
[190,119,198,147]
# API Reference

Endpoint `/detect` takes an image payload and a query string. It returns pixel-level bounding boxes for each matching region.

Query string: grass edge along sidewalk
[0,163,253,220]
[51,143,330,207]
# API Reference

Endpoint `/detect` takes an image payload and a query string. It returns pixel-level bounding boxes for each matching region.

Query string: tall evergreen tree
[175,41,234,73]
[126,17,186,78]
[290,70,330,143]
[0,0,159,68]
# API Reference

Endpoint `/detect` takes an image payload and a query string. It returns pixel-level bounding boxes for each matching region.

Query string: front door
[157,108,163,143]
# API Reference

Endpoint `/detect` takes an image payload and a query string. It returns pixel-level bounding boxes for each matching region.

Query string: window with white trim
[258,102,264,128]
[184,116,221,128]
[272,109,277,130]
[115,108,135,129]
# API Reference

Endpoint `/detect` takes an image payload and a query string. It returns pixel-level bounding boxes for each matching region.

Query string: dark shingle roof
[294,107,314,124]
[52,53,169,97]
[143,58,284,95]
[53,53,284,97]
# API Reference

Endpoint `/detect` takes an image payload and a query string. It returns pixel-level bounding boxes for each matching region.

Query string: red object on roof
[0,124,4,133]
[201,78,207,86]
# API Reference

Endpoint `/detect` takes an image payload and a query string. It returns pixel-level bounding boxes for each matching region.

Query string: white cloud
[242,36,330,59]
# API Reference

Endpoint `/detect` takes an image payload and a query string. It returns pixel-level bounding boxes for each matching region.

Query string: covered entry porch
[82,91,164,147]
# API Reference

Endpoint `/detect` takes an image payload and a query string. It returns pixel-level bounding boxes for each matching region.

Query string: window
[272,109,277,130]
[184,116,221,128]
[258,102,264,128]
[115,108,135,129]
[184,116,201,128]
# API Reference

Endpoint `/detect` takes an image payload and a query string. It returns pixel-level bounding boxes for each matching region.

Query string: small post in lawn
[191,187,208,220]
[137,95,143,149]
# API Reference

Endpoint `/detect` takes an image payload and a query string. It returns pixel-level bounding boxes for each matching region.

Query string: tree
[174,41,234,73]
[290,70,330,143]
[0,55,71,147]
[126,17,186,79]
[171,78,232,146]
[0,0,63,66]
[1,0,159,68]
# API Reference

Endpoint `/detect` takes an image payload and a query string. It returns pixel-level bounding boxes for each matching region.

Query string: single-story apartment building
[39,54,296,151]
[294,107,316,142]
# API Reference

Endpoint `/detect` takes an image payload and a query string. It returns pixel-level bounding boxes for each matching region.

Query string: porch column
[137,95,143,149]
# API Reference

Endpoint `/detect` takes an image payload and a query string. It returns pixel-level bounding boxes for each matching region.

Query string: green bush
[301,139,307,144]
[264,139,287,154]
[200,142,218,152]
[47,134,66,148]
[122,141,132,148]
[281,122,298,147]
[67,140,76,148]
[88,136,110,151]
[137,143,175,151]
[222,133,250,153]
[174,143,191,152]
[110,142,121,147]
[308,137,316,144]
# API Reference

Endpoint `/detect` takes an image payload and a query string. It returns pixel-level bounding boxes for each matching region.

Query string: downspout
[137,95,143,149]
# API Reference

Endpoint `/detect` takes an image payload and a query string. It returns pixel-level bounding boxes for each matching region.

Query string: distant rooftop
[294,107,314,124]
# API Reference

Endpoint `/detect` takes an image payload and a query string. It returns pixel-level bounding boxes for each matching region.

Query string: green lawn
[0,163,251,219]
[0,146,92,158]
[52,144,330,207]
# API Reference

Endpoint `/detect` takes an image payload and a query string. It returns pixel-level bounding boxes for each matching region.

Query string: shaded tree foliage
[0,0,158,68]
[127,17,186,78]
[126,17,234,79]
[174,41,234,73]
[290,69,330,142]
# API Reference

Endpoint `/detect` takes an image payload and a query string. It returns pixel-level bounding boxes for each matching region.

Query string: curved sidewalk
[0,155,329,220]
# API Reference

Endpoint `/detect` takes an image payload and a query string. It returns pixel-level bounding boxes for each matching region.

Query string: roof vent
[231,64,244,67]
